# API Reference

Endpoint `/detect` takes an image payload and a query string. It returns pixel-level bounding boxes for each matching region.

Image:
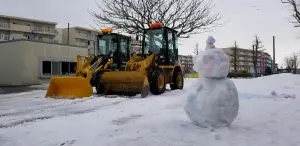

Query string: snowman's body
[185,36,239,128]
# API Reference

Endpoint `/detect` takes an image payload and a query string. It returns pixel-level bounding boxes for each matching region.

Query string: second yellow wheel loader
[95,23,184,97]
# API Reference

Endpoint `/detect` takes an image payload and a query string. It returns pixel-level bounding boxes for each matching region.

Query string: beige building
[222,47,273,75]
[131,39,142,53]
[0,14,57,43]
[55,28,63,44]
[59,26,99,55]
[0,40,88,86]
[222,47,254,72]
[178,55,194,74]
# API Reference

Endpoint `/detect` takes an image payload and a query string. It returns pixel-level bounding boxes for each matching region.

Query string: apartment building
[0,14,57,42]
[131,39,142,53]
[59,26,99,55]
[261,53,273,75]
[178,55,194,74]
[222,47,273,75]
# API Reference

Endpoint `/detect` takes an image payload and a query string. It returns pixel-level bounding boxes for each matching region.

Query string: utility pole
[67,23,70,45]
[94,41,96,56]
[272,36,276,73]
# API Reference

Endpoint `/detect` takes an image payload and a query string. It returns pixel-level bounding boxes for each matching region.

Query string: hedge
[228,71,252,78]
[184,71,252,78]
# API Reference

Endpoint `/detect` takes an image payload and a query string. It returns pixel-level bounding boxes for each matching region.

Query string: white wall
[54,28,63,43]
[0,40,88,86]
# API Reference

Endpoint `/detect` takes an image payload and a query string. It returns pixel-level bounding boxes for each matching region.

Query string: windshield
[120,38,128,56]
[98,35,117,56]
[143,29,164,55]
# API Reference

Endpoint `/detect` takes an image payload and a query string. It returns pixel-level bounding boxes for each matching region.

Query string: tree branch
[91,0,221,38]
[282,0,300,27]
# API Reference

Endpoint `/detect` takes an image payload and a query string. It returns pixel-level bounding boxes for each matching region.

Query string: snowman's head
[194,36,230,78]
[205,35,216,50]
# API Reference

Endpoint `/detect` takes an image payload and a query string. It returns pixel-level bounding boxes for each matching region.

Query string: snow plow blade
[46,76,93,99]
[100,71,150,98]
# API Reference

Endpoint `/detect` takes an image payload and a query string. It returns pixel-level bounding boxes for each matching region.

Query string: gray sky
[1,0,299,67]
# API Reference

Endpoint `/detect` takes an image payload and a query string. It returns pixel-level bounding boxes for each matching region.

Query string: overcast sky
[1,0,299,67]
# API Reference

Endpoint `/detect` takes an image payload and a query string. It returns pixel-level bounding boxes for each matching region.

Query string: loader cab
[97,33,131,59]
[97,32,132,69]
[141,23,179,65]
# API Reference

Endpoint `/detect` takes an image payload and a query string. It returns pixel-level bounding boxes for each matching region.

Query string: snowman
[184,36,239,128]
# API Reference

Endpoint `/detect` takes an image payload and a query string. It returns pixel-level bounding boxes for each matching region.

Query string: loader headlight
[160,55,164,59]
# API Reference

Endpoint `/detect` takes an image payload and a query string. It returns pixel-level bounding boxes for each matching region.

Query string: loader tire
[149,68,166,95]
[90,73,101,87]
[170,71,184,90]
[96,73,105,94]
[96,82,105,94]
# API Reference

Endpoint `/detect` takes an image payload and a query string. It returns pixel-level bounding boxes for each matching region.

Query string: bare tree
[291,52,300,73]
[231,41,239,72]
[284,52,300,73]
[284,55,293,72]
[91,0,221,38]
[251,35,264,77]
[281,0,300,27]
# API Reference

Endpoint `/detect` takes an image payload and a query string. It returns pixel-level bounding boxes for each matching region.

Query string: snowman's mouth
[204,63,212,69]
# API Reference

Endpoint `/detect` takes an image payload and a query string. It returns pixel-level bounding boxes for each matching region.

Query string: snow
[185,40,238,128]
[185,78,239,128]
[193,48,230,78]
[1,73,300,146]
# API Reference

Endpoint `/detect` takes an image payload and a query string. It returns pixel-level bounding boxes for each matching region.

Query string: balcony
[32,27,57,35]
[8,24,57,35]
[0,35,10,41]
[76,34,92,40]
[0,22,9,29]
[9,24,31,32]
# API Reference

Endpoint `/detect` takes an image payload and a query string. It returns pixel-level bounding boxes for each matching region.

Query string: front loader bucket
[100,72,150,98]
[46,76,93,99]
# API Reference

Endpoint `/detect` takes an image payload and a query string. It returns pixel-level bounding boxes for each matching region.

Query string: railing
[76,34,89,39]
[32,27,57,34]
[0,23,9,29]
[0,35,11,41]
[77,34,96,40]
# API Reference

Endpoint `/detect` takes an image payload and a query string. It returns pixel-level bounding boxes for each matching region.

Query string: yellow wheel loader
[96,23,184,97]
[45,30,132,99]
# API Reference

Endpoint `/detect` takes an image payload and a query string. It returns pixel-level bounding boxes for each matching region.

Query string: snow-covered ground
[1,73,300,146]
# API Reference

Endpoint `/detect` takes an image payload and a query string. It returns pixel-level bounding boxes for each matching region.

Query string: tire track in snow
[0,99,87,117]
[0,90,46,99]
[0,98,132,128]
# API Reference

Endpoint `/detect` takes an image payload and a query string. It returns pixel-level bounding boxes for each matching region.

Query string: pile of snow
[233,73,299,99]
[0,73,300,146]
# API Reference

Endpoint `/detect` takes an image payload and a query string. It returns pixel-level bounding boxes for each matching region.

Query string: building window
[61,62,77,75]
[51,61,61,75]
[41,61,77,76]
[42,61,52,75]
[70,62,76,74]
[61,62,70,75]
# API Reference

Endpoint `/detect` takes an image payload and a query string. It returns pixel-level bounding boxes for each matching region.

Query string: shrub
[228,71,252,78]
[185,73,199,78]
